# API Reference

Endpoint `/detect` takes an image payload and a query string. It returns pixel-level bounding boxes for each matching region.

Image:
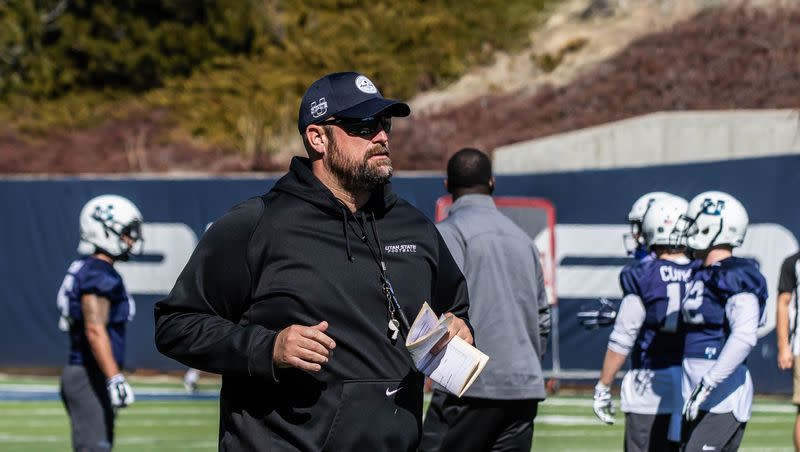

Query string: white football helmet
[641,196,688,248]
[676,191,748,250]
[624,191,678,253]
[79,195,143,258]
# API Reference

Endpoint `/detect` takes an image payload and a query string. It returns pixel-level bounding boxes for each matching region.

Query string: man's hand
[592,382,615,425]
[430,313,472,355]
[683,380,714,422]
[273,321,336,372]
[107,374,134,408]
[778,347,794,370]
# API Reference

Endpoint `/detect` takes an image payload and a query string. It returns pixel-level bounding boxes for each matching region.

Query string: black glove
[577,298,617,330]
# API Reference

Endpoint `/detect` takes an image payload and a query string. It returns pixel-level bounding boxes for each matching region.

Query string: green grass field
[0,377,796,451]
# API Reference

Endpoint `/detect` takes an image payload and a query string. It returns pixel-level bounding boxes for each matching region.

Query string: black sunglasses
[317,116,392,137]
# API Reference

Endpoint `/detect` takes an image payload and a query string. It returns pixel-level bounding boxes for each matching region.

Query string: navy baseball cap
[298,72,410,134]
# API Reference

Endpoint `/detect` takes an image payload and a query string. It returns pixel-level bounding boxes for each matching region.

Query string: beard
[324,135,393,193]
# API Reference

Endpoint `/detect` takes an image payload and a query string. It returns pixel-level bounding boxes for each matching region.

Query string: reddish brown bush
[391,6,800,170]
[2,5,798,173]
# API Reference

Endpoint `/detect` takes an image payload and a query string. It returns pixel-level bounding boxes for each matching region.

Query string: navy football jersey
[682,257,768,360]
[619,258,700,369]
[56,256,134,367]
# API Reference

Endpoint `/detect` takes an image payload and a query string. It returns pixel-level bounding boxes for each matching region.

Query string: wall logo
[355,76,377,94]
[310,98,328,118]
[385,244,416,254]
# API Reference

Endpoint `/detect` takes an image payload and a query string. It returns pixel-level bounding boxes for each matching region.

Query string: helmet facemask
[87,214,144,260]
[669,214,693,248]
[622,221,645,256]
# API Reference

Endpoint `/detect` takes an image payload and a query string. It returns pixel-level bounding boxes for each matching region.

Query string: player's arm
[684,291,760,421]
[777,255,797,370]
[82,294,119,379]
[777,291,794,370]
[598,350,627,387]
[593,293,645,424]
[703,292,760,387]
[601,293,646,384]
[84,293,135,408]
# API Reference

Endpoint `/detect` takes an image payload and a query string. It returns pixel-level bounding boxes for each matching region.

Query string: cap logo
[355,75,377,94]
[310,97,328,118]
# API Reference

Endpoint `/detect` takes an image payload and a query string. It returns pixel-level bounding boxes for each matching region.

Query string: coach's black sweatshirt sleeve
[154,197,277,379]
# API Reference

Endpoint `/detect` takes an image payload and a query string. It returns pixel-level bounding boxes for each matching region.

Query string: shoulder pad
[619,261,647,295]
[78,261,121,297]
[711,257,768,302]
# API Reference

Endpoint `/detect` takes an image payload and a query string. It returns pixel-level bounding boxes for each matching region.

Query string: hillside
[0,0,556,174]
[390,0,800,169]
[2,0,798,174]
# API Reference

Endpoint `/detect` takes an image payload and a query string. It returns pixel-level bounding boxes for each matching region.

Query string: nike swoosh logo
[702,446,716,451]
[385,387,402,396]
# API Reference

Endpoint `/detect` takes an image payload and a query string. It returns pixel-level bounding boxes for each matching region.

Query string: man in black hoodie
[154,71,473,451]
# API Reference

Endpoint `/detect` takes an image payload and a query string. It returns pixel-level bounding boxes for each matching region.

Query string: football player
[625,192,679,261]
[593,196,698,451]
[57,195,143,451]
[677,191,767,451]
[183,368,200,394]
[578,191,683,329]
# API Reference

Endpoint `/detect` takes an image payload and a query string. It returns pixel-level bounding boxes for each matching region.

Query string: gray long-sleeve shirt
[437,194,551,400]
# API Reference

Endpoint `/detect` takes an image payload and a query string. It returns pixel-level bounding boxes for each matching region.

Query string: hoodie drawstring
[369,211,385,265]
[331,199,385,268]
[337,203,355,262]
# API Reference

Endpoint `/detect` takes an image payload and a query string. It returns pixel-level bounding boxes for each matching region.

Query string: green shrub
[0,0,560,154]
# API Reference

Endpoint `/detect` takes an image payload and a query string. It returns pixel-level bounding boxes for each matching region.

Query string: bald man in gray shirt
[420,148,551,452]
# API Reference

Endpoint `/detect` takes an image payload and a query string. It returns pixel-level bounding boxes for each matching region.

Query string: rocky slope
[390,0,800,170]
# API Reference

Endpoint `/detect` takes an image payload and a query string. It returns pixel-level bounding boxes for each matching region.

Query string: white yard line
[0,383,218,397]
[0,433,215,448]
[0,433,62,442]
[738,449,795,452]
[115,437,216,447]
[541,398,593,407]
[534,430,620,437]
[0,408,64,415]
[535,415,603,426]
[0,407,218,416]
[751,405,797,414]
[541,397,795,414]
[0,419,209,427]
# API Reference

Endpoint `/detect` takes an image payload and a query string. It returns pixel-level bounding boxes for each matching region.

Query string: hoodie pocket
[322,378,422,452]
